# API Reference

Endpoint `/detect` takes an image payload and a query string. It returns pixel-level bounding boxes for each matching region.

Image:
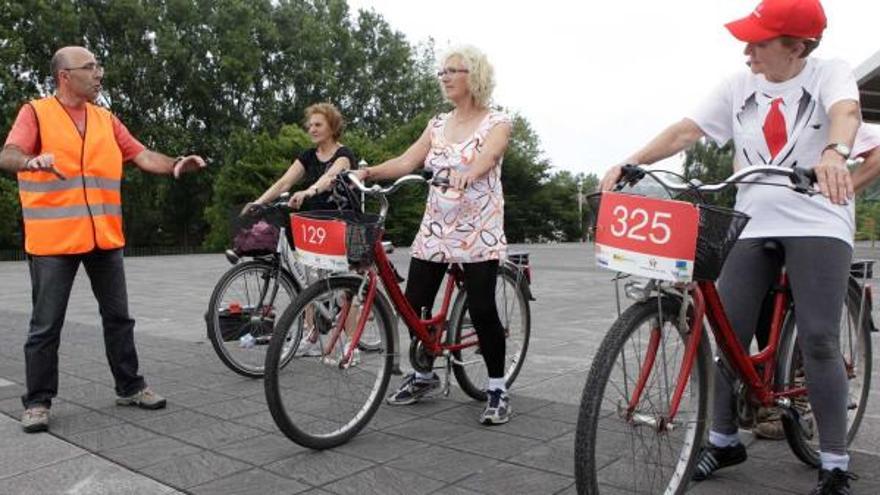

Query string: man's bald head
[50,46,93,82]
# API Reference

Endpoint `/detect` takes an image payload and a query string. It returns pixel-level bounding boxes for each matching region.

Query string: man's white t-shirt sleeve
[818,59,859,112]
[688,77,734,146]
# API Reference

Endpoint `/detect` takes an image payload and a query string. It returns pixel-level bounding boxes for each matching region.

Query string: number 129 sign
[291,215,349,271]
[594,192,699,282]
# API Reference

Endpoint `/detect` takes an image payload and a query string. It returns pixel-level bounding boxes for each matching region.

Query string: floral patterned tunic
[410,110,511,263]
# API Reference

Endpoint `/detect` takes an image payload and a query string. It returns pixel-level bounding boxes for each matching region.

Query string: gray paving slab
[0,413,179,494]
[0,244,878,494]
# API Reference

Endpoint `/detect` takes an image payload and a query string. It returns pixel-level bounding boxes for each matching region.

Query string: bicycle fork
[323,273,378,369]
[623,287,706,432]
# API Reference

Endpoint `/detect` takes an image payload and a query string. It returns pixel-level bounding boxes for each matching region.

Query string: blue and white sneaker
[386,372,440,405]
[480,389,511,425]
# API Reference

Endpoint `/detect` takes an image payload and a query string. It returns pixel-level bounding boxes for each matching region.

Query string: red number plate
[291,215,349,271]
[594,192,699,282]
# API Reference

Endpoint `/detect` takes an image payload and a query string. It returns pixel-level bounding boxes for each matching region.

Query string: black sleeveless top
[297,145,357,210]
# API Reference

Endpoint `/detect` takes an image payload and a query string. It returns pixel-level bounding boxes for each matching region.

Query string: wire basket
[293,209,382,268]
[588,193,750,281]
[231,205,290,256]
[693,205,750,280]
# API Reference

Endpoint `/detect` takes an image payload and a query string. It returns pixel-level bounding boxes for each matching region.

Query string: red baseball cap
[725,0,827,43]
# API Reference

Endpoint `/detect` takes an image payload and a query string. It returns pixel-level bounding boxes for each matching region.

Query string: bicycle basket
[588,193,750,281]
[230,205,289,256]
[292,209,382,269]
[693,205,750,280]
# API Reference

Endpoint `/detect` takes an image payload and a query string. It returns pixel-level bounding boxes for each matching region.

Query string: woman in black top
[249,102,356,211]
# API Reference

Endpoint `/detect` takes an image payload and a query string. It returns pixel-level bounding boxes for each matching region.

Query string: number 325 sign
[594,192,699,282]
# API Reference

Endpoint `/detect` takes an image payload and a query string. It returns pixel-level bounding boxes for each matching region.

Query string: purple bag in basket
[233,220,280,255]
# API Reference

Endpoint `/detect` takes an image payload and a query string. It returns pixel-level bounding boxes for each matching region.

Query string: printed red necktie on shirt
[763,98,787,159]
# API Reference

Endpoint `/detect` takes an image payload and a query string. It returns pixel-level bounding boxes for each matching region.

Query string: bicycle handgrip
[420,169,451,188]
[614,164,646,191]
[790,167,817,194]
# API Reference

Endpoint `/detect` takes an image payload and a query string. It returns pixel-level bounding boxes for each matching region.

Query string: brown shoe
[116,387,166,410]
[752,406,784,440]
[21,406,50,433]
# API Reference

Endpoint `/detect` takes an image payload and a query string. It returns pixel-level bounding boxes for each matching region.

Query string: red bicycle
[263,172,533,449]
[574,165,874,494]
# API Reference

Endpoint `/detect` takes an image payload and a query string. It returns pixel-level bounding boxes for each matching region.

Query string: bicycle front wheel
[575,296,709,495]
[776,281,873,467]
[206,260,299,378]
[264,275,394,449]
[448,264,531,401]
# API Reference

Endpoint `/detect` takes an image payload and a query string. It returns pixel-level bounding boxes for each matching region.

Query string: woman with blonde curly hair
[354,45,514,424]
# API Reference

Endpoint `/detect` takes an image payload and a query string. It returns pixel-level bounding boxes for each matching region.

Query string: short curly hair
[304,102,345,140]
[439,45,496,108]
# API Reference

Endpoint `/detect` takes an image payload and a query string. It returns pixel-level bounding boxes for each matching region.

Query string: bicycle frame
[322,237,481,366]
[628,272,803,426]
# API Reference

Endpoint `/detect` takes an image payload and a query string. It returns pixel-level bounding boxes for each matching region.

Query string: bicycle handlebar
[615,164,818,195]
[339,169,450,223]
[343,170,450,197]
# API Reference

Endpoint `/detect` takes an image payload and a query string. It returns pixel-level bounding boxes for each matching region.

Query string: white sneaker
[321,335,361,368]
[294,334,323,357]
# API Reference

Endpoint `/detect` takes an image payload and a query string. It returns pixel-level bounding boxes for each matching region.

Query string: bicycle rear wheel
[575,296,709,495]
[206,260,299,378]
[264,275,394,449]
[776,281,873,467]
[448,264,531,401]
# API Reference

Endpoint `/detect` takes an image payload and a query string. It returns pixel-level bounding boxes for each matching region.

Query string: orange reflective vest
[17,97,124,255]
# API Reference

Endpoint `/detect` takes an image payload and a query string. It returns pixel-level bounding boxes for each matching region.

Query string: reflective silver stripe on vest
[82,177,121,190]
[18,176,120,193]
[21,203,122,220]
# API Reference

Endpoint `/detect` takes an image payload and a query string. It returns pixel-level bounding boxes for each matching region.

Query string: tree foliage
[0,0,592,253]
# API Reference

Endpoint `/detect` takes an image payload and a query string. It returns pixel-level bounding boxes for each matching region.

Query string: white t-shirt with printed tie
[688,57,871,246]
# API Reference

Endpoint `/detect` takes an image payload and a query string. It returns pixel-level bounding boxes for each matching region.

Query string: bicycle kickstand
[441,353,453,397]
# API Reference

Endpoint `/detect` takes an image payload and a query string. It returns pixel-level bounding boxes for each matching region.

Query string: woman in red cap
[600,0,878,493]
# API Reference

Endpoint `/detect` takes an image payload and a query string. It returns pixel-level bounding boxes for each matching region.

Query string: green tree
[682,139,735,207]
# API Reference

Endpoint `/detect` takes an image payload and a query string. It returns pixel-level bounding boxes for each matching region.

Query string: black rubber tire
[264,275,394,449]
[448,264,531,401]
[206,260,299,378]
[574,296,710,495]
[776,281,873,468]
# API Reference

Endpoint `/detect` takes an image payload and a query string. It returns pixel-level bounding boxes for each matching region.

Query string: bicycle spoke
[265,277,393,448]
[579,298,705,495]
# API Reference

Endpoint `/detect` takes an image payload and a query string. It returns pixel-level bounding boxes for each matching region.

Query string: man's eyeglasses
[64,63,104,73]
[436,67,469,78]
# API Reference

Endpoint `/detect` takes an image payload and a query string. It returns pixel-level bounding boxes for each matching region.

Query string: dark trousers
[22,248,145,408]
[405,258,506,378]
[713,237,851,454]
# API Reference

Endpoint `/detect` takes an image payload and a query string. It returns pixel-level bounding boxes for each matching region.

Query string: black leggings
[405,257,506,378]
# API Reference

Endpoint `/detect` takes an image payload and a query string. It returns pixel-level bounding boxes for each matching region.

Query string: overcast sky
[347,0,880,177]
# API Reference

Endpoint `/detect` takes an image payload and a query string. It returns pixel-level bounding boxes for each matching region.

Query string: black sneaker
[692,442,747,481]
[809,468,857,495]
[480,389,510,425]
[386,372,440,405]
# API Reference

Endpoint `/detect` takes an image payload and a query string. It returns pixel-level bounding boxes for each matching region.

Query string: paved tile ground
[0,243,878,494]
